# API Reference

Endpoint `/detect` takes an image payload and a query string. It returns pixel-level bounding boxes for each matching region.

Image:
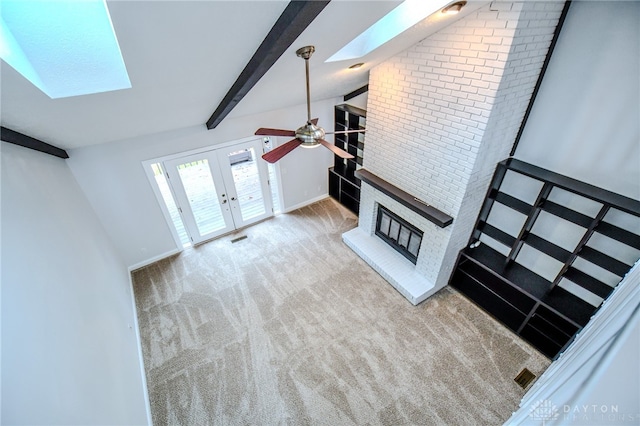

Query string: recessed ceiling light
[348,63,364,70]
[0,0,131,99]
[442,1,467,15]
[326,0,453,63]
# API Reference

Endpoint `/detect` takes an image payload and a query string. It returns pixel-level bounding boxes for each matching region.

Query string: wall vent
[230,235,248,244]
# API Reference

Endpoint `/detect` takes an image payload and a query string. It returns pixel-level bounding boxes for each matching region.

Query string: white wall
[505,3,640,424]
[1,143,149,425]
[515,1,639,200]
[67,98,338,268]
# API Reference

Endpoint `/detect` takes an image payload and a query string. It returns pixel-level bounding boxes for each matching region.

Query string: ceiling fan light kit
[296,123,325,147]
[255,45,364,163]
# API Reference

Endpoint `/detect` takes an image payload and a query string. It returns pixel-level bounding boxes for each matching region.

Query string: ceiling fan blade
[325,129,366,135]
[318,139,354,159]
[255,128,296,137]
[262,138,302,163]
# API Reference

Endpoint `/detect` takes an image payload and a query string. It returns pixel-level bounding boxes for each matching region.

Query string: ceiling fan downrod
[296,45,315,124]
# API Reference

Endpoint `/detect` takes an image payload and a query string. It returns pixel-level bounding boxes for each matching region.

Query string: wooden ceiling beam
[206,0,330,130]
[344,85,368,102]
[1,127,69,159]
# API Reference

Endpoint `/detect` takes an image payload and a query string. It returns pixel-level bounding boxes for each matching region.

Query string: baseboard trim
[281,194,329,213]
[128,196,330,271]
[128,248,182,272]
[127,274,153,426]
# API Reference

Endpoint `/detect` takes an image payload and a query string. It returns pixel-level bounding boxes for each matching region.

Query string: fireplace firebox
[375,205,423,264]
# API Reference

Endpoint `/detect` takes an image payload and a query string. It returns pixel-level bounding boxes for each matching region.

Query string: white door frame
[142,135,279,248]
[164,151,236,244]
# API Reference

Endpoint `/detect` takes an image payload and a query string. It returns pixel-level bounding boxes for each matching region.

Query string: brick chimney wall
[355,1,565,300]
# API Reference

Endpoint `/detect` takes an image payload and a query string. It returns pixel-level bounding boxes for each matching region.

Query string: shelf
[541,200,593,228]
[493,191,532,215]
[504,158,640,216]
[534,304,579,337]
[452,158,640,359]
[527,313,573,345]
[335,103,367,117]
[478,221,516,247]
[521,302,579,357]
[329,104,366,215]
[331,164,360,187]
[463,243,551,300]
[457,255,536,314]
[563,266,613,299]
[578,246,632,277]
[451,267,527,332]
[596,221,640,250]
[458,244,591,337]
[328,172,340,198]
[341,196,359,214]
[542,286,594,327]
[355,169,453,228]
[341,180,360,200]
[525,234,572,264]
[519,323,565,358]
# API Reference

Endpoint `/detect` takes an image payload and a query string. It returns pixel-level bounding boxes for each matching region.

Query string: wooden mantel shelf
[355,169,453,228]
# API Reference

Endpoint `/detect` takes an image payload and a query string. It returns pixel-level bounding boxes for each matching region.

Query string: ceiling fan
[255,45,365,163]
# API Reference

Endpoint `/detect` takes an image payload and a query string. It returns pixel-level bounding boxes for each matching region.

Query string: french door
[164,138,273,244]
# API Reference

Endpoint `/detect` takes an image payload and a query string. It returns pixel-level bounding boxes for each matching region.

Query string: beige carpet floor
[132,198,549,425]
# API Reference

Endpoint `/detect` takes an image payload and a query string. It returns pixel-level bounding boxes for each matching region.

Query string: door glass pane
[152,163,190,247]
[228,148,265,221]
[176,159,226,235]
[268,162,281,214]
[263,137,281,213]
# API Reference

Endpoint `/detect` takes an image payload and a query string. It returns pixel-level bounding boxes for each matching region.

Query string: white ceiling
[0,0,486,150]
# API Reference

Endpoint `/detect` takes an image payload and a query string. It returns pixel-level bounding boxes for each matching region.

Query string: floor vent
[514,368,536,389]
[230,235,248,244]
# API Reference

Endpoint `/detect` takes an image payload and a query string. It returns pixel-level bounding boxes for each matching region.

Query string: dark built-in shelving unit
[328,104,366,215]
[450,158,640,359]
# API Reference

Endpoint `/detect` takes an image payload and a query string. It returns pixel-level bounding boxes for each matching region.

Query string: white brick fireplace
[344,1,565,305]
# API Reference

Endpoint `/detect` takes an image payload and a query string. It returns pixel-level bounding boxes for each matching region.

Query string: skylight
[326,0,453,63]
[0,0,131,98]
